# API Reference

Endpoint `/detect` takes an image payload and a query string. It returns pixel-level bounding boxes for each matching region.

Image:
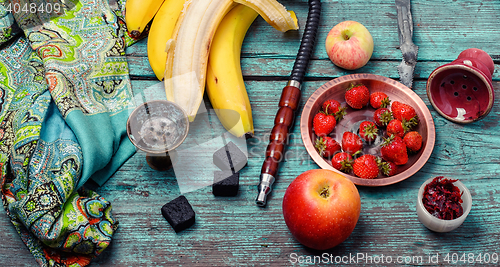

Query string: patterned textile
[0,0,140,266]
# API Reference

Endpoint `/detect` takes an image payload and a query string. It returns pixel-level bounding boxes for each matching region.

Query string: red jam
[422,176,463,220]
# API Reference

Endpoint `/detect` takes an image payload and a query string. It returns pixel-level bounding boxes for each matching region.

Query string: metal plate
[300,74,436,186]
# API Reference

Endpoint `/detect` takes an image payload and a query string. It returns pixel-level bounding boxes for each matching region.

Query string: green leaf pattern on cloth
[0,0,141,266]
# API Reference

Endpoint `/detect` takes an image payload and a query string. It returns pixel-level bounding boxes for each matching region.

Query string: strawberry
[386,119,406,138]
[391,101,418,123]
[353,154,379,179]
[378,159,398,176]
[315,136,341,158]
[403,131,423,153]
[345,83,370,109]
[359,121,378,142]
[341,131,364,155]
[331,152,353,173]
[321,99,347,120]
[370,92,390,109]
[380,135,408,165]
[373,108,393,127]
[313,111,336,136]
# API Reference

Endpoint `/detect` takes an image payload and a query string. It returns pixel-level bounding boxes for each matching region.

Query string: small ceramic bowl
[416,177,472,232]
[426,48,495,123]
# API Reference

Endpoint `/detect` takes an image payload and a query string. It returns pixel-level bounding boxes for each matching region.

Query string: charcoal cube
[213,170,239,196]
[213,141,247,172]
[161,195,195,232]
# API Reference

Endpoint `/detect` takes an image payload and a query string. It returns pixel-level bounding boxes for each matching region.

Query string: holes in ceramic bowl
[428,68,492,122]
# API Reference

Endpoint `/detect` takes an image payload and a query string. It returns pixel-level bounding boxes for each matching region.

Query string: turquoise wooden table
[2,0,500,266]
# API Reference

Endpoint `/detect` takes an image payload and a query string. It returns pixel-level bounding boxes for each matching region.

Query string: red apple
[282,169,361,250]
[325,20,374,70]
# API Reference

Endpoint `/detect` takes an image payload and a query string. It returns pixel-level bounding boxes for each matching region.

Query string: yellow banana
[234,0,299,32]
[164,0,298,122]
[164,0,235,122]
[125,0,166,38]
[147,0,187,81]
[206,4,258,138]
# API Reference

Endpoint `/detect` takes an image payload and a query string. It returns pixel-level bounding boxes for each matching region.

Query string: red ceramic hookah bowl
[426,48,495,123]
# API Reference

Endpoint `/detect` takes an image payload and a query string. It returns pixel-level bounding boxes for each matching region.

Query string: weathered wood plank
[127,0,500,81]
[128,56,500,82]
[126,0,500,61]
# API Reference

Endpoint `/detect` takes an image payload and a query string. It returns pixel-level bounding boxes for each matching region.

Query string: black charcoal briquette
[213,170,239,196]
[213,141,247,172]
[161,195,195,232]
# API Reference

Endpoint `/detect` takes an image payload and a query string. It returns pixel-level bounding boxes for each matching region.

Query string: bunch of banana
[126,0,299,137]
[205,5,259,138]
[145,0,187,81]
[125,0,166,38]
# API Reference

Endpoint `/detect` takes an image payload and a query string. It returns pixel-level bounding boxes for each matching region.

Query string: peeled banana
[125,0,166,38]
[234,0,298,32]
[164,0,235,122]
[164,0,299,122]
[147,0,187,81]
[206,4,258,138]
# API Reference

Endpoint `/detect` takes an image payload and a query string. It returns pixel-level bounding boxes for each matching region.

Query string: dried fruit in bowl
[422,176,464,220]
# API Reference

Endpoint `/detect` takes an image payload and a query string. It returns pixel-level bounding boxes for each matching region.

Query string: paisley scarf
[0,0,139,265]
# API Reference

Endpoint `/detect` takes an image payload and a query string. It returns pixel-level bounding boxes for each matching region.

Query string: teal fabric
[0,0,141,266]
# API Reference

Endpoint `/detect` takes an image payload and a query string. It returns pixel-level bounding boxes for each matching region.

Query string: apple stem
[319,186,330,198]
[342,31,351,41]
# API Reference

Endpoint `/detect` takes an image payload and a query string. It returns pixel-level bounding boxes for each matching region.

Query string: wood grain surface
[2,0,500,266]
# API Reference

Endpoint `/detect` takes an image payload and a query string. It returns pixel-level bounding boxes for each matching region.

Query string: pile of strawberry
[312,83,423,179]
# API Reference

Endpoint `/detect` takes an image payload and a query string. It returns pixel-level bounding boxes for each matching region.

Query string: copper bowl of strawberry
[300,74,436,186]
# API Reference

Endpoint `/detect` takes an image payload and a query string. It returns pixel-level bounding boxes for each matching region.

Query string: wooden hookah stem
[256,0,322,207]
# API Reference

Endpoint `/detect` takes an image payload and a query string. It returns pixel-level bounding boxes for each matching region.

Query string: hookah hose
[256,0,321,206]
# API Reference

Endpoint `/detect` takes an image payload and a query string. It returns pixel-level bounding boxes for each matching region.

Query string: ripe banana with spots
[125,0,166,38]
[163,0,299,122]
[206,5,258,138]
[147,0,187,81]
[233,0,298,32]
[163,0,235,122]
